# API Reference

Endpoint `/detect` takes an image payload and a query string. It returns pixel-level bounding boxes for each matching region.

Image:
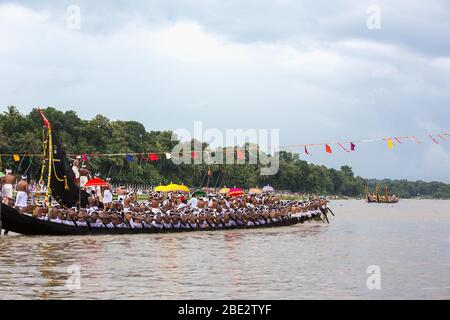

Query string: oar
[327,206,335,216]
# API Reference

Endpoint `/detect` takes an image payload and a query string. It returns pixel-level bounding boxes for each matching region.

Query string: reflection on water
[0,200,449,299]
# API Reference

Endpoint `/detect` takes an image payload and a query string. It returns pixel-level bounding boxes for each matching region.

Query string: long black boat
[0,117,317,236]
[0,203,305,236]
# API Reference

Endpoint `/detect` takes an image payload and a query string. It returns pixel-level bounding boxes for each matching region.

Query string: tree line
[1,106,449,199]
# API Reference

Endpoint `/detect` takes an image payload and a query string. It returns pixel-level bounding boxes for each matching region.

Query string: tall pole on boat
[0,193,2,236]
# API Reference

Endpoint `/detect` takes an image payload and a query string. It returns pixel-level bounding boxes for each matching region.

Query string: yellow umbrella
[175,184,189,193]
[219,187,230,194]
[165,184,190,192]
[249,188,263,195]
[154,185,169,192]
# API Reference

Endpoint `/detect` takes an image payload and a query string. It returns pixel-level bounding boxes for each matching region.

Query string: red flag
[325,144,332,154]
[237,149,245,160]
[191,151,199,159]
[38,108,51,128]
[350,142,356,151]
[149,153,159,161]
[304,146,311,156]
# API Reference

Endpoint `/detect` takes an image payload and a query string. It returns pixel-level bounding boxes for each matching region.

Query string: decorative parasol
[154,185,169,192]
[219,187,230,194]
[84,177,109,187]
[227,188,245,197]
[192,189,207,197]
[249,188,263,195]
[262,185,275,193]
[165,183,190,192]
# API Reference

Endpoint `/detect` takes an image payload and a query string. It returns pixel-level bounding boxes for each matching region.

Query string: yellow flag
[387,139,394,149]
[13,154,20,161]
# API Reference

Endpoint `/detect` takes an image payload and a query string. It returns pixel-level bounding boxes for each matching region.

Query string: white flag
[165,153,172,159]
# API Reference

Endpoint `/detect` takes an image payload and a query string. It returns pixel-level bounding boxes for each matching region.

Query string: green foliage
[1,106,449,198]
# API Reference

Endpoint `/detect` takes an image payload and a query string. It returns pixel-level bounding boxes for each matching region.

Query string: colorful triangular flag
[387,139,394,149]
[38,108,51,128]
[429,135,439,144]
[304,146,311,156]
[350,142,356,151]
[13,154,20,162]
[337,142,350,153]
[149,153,159,161]
[325,144,332,154]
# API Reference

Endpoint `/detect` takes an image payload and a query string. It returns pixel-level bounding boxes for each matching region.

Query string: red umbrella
[227,188,245,197]
[84,177,109,187]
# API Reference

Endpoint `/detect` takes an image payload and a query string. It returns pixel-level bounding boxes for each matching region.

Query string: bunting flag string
[0,131,448,160]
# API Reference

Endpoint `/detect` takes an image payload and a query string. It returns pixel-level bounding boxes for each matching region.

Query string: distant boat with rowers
[365,185,399,204]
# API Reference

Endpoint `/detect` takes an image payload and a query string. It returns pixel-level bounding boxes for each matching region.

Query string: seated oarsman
[124,211,135,226]
[131,214,144,228]
[197,213,209,229]
[187,212,198,228]
[142,214,154,228]
[269,209,280,223]
[222,212,232,227]
[152,213,164,229]
[170,214,182,229]
[113,201,124,212]
[110,212,127,228]
[76,211,89,227]
[256,209,267,225]
[48,206,63,223]
[99,211,114,228]
[89,212,103,228]
[162,213,173,229]
[61,208,77,226]
[204,211,216,228]
[180,213,191,229]
[230,211,243,226]
[35,203,49,220]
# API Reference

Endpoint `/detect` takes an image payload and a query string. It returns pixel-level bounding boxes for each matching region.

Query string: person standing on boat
[2,169,14,204]
[79,164,91,191]
[117,186,126,204]
[72,156,81,184]
[103,179,113,208]
[15,175,29,209]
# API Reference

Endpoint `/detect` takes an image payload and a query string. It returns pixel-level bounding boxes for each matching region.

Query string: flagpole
[0,193,2,236]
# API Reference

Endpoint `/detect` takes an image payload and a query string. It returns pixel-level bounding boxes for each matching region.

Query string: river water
[0,200,449,300]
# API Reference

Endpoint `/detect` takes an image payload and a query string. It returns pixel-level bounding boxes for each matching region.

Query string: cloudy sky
[1,1,449,182]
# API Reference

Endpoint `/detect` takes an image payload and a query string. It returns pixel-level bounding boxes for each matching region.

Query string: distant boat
[365,185,399,204]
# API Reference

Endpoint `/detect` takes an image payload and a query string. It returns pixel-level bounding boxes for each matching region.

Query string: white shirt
[189,197,198,208]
